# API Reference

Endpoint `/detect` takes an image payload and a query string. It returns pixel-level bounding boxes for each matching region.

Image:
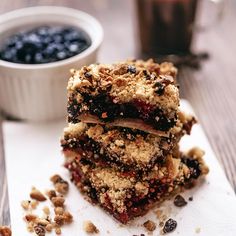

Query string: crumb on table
[30,187,47,202]
[83,220,99,234]
[50,174,69,195]
[143,220,156,232]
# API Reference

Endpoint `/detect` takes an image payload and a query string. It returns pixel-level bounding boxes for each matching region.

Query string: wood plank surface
[0,0,236,225]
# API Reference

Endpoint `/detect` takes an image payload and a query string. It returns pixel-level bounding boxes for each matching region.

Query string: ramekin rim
[0,6,103,70]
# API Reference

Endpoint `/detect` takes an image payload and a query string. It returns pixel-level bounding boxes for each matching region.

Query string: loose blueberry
[174,195,187,207]
[163,219,177,233]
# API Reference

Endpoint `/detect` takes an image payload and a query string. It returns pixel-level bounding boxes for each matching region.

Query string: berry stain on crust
[69,93,176,131]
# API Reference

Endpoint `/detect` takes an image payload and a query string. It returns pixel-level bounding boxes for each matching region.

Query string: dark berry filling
[0,26,91,64]
[68,93,177,131]
[65,155,202,224]
[67,99,81,123]
[182,157,201,179]
[61,135,163,174]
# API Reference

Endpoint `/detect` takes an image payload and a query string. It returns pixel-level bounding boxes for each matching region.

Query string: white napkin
[3,100,236,236]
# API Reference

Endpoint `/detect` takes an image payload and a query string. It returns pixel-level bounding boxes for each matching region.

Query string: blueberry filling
[182,157,201,179]
[67,99,81,123]
[0,26,91,64]
[68,94,176,131]
[62,136,164,173]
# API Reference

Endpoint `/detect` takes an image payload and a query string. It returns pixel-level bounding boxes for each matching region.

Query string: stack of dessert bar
[61,59,209,224]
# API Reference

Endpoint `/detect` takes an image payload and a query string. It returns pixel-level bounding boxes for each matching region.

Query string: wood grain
[0,0,236,225]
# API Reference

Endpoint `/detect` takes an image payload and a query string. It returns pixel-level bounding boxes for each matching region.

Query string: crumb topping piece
[83,220,99,234]
[67,59,179,111]
[50,174,69,195]
[143,220,156,232]
[30,187,47,202]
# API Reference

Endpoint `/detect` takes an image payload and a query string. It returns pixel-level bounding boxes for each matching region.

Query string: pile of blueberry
[0,26,91,64]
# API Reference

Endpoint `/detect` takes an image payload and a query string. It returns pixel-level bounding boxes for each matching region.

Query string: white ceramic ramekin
[0,6,103,122]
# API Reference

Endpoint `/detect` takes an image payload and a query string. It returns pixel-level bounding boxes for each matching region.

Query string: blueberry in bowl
[0,25,92,64]
[0,6,103,121]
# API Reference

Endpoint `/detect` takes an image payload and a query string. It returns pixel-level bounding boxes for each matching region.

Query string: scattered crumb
[195,227,201,234]
[46,190,57,200]
[83,220,99,234]
[51,196,65,207]
[43,206,50,215]
[143,220,156,232]
[55,227,62,235]
[159,221,164,227]
[174,195,187,207]
[54,215,64,226]
[30,200,39,209]
[25,213,37,222]
[21,200,31,210]
[30,187,47,201]
[50,174,69,195]
[21,175,73,236]
[27,222,34,232]
[54,207,64,215]
[45,224,53,232]
[155,209,163,219]
[189,196,193,201]
[0,226,12,236]
[34,225,46,236]
[63,211,73,224]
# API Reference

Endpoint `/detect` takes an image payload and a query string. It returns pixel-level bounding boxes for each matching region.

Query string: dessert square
[61,112,196,172]
[64,147,209,224]
[67,59,179,132]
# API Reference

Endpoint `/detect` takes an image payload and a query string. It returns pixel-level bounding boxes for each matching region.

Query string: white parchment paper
[3,100,236,236]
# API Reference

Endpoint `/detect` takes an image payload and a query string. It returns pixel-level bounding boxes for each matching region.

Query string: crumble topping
[91,168,133,189]
[64,122,88,138]
[67,59,179,111]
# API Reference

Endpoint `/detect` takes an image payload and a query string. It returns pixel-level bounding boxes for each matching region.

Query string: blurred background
[0,0,236,188]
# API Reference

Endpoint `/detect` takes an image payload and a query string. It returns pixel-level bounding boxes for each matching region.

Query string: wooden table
[1,0,236,226]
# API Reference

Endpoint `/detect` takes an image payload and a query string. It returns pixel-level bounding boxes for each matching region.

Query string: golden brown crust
[67,59,179,111]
